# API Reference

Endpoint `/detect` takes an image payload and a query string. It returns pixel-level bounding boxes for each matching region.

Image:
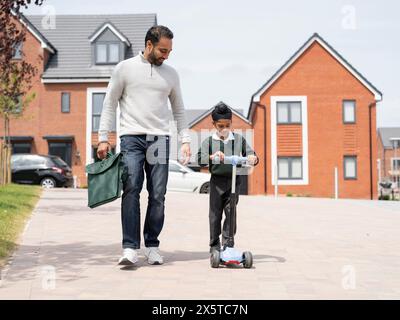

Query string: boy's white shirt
[212,131,234,144]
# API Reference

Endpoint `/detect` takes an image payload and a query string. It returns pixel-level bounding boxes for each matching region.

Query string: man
[97,25,191,266]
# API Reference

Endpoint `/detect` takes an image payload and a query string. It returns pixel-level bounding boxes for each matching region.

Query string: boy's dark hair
[211,103,232,121]
[145,25,174,46]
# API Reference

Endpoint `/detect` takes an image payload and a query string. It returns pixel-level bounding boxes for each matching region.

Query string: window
[12,155,30,167]
[61,93,70,113]
[11,154,24,166]
[392,158,400,171]
[12,42,23,59]
[96,44,107,63]
[12,142,31,154]
[92,93,116,132]
[109,43,119,63]
[278,157,302,179]
[13,95,22,114]
[343,100,356,124]
[26,155,47,166]
[48,142,72,167]
[95,42,120,64]
[92,93,105,132]
[277,102,302,124]
[277,103,289,124]
[344,156,357,179]
[50,156,69,168]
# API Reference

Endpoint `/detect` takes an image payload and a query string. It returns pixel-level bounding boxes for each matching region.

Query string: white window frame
[91,92,116,133]
[95,42,120,65]
[13,42,23,59]
[344,156,357,180]
[278,157,303,180]
[86,88,120,167]
[391,157,400,172]
[271,96,309,185]
[277,101,302,124]
[61,92,70,113]
[343,100,356,124]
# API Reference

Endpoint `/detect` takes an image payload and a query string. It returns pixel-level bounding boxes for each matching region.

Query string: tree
[0,0,44,184]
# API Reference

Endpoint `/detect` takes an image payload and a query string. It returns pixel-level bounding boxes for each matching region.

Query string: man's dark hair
[212,103,232,121]
[145,25,174,46]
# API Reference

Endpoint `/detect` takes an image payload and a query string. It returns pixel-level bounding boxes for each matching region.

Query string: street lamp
[389,137,400,189]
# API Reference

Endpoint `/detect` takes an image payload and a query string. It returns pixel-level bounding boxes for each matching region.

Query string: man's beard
[148,49,164,66]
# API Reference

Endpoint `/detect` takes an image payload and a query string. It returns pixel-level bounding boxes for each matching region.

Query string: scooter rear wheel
[210,250,220,268]
[243,251,253,268]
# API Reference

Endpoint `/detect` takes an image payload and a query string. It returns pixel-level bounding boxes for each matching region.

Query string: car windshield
[50,157,69,168]
[170,161,194,173]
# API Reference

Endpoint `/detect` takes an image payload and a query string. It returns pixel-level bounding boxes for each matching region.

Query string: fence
[0,140,12,185]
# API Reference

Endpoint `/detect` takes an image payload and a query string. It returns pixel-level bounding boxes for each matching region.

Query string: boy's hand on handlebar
[210,151,225,161]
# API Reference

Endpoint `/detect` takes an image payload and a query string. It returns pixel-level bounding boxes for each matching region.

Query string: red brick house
[377,127,400,187]
[2,15,383,199]
[185,34,383,199]
[247,33,382,199]
[1,13,156,187]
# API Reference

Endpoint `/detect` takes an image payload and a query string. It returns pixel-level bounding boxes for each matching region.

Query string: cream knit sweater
[98,52,191,144]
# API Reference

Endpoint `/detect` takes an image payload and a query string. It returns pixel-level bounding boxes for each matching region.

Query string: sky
[23,0,400,127]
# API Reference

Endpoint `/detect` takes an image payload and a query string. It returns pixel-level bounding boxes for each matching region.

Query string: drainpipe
[368,97,382,200]
[255,102,268,194]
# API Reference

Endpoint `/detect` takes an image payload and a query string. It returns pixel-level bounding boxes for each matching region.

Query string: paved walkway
[0,188,399,299]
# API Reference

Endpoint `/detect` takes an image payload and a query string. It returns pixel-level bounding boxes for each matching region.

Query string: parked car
[378,180,398,198]
[167,160,211,193]
[379,180,396,190]
[140,160,210,194]
[11,154,73,188]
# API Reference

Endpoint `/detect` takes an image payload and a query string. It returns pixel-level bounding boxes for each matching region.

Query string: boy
[196,104,259,253]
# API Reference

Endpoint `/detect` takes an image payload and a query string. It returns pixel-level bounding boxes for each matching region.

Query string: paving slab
[0,189,399,299]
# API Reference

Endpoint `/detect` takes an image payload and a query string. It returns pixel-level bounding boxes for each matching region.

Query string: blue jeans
[120,134,170,249]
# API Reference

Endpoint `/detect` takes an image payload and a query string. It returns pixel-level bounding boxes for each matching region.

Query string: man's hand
[247,154,258,166]
[97,142,111,160]
[180,142,191,166]
[210,151,225,162]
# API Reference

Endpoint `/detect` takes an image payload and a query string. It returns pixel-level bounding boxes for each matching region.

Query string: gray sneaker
[118,248,138,266]
[144,247,164,265]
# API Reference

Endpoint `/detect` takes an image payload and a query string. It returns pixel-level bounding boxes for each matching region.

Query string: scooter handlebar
[213,155,248,165]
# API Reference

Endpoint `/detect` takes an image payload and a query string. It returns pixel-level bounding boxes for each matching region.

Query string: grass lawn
[0,183,42,268]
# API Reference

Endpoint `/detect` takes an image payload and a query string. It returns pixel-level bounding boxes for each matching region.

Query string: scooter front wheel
[210,250,220,268]
[243,251,253,269]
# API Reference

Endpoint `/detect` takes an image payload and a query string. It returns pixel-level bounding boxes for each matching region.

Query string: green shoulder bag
[85,152,123,208]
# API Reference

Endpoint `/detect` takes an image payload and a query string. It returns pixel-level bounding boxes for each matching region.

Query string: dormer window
[89,22,131,66]
[95,42,120,64]
[12,42,23,60]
